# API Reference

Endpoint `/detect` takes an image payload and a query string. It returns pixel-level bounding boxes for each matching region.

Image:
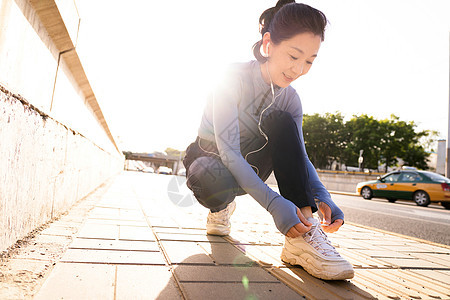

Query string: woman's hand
[286,207,312,238]
[319,202,343,233]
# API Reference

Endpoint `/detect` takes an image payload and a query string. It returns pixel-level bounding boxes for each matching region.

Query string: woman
[183,0,354,280]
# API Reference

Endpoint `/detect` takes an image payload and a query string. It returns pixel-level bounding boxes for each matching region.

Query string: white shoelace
[304,224,340,257]
[207,203,233,226]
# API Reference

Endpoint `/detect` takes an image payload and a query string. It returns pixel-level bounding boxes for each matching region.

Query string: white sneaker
[280,218,354,280]
[206,201,236,236]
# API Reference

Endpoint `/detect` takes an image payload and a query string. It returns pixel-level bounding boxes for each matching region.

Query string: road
[331,193,450,246]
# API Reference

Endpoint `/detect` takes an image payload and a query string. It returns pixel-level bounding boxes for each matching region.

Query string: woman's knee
[186,156,238,211]
[262,110,297,138]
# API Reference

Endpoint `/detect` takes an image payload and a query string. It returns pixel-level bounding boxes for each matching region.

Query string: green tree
[342,114,383,170]
[302,112,346,169]
[342,114,430,171]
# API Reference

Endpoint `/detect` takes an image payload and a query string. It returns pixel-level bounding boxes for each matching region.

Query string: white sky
[76,0,450,153]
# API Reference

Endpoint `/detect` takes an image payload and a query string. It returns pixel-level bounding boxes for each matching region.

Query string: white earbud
[260,42,270,58]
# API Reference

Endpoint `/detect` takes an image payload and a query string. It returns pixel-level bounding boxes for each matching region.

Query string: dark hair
[253,0,328,63]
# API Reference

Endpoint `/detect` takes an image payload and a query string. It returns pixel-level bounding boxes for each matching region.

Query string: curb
[329,190,359,197]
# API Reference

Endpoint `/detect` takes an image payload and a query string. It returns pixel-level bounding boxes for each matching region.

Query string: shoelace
[305,224,340,257]
[208,205,232,225]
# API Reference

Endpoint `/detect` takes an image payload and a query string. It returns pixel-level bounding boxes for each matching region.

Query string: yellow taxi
[356,170,450,209]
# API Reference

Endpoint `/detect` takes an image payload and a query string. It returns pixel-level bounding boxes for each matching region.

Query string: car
[157,166,173,175]
[177,168,186,176]
[356,170,450,209]
[142,166,155,173]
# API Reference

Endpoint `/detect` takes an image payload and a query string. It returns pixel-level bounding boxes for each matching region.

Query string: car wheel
[413,190,430,207]
[387,197,397,203]
[441,202,450,210]
[361,186,373,200]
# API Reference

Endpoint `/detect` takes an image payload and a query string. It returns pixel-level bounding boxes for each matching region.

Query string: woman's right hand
[286,207,312,238]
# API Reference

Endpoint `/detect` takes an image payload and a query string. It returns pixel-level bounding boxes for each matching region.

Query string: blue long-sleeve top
[197,60,344,234]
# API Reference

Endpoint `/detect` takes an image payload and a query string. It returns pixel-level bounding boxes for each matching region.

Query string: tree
[342,114,430,171]
[342,115,383,170]
[302,112,346,169]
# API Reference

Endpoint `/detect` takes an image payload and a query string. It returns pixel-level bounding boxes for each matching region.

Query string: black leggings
[183,110,317,213]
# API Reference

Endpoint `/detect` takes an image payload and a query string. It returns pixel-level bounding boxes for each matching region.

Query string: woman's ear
[262,32,271,57]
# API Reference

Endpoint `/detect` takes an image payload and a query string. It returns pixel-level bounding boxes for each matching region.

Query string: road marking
[339,205,450,227]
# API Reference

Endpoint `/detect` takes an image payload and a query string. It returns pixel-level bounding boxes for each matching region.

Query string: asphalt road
[331,193,450,246]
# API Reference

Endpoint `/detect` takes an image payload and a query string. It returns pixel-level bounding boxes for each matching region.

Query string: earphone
[260,42,270,58]
[244,43,285,175]
[244,72,285,175]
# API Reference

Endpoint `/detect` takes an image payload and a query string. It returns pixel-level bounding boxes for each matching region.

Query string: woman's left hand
[318,202,343,233]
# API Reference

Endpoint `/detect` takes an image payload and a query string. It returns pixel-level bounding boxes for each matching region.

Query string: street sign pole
[447,31,450,178]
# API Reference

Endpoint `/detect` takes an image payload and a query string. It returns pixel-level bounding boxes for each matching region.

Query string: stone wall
[266,171,379,194]
[0,0,123,252]
[0,87,122,252]
[316,171,379,194]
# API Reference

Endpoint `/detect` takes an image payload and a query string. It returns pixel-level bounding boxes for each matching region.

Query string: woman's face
[262,32,322,88]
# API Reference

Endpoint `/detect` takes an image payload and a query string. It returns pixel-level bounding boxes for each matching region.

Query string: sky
[75,0,450,153]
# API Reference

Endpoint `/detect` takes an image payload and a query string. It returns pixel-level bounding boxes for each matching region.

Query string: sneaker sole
[281,248,354,280]
[206,224,230,236]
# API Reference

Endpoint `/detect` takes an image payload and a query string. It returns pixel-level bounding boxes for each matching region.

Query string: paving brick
[357,249,412,258]
[381,269,450,298]
[76,223,119,239]
[119,225,155,241]
[116,265,182,299]
[157,232,226,243]
[118,209,145,220]
[153,227,207,235]
[146,217,180,227]
[96,200,140,210]
[69,238,160,251]
[174,265,279,282]
[39,224,78,236]
[411,243,450,253]
[356,269,450,299]
[34,263,115,300]
[181,282,302,300]
[85,218,148,227]
[235,244,286,267]
[60,249,166,265]
[369,240,410,246]
[34,234,72,244]
[198,242,256,266]
[376,257,448,269]
[408,269,450,288]
[227,231,283,246]
[271,267,376,300]
[349,272,394,299]
[332,238,374,250]
[89,207,121,219]
[159,241,215,265]
[339,248,392,268]
[407,252,450,266]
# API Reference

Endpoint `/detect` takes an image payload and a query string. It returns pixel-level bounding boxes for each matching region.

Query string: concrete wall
[316,171,379,194]
[0,0,123,252]
[266,171,379,194]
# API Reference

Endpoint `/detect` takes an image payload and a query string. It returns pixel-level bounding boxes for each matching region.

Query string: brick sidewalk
[31,172,450,299]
